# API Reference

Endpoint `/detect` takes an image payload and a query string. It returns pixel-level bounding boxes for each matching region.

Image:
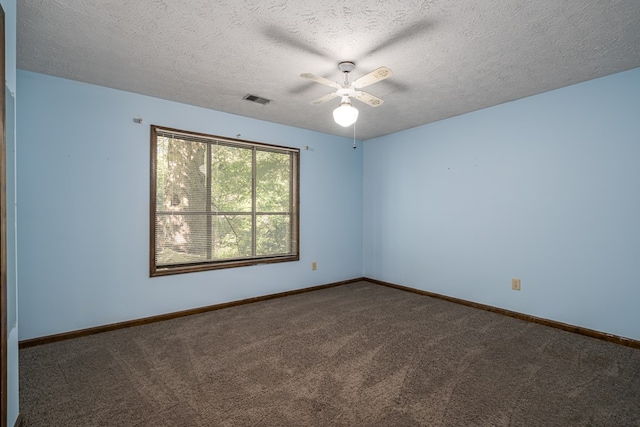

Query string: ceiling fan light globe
[333,103,359,127]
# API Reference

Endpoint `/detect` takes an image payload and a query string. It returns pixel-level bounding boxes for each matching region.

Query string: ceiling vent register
[243,94,271,105]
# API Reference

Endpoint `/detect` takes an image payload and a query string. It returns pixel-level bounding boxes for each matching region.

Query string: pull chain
[353,120,357,149]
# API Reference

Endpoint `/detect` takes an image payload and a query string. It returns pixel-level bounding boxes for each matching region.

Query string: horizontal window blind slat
[154,127,299,154]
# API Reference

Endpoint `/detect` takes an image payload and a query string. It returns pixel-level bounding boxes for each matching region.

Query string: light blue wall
[16,70,363,340]
[14,63,640,348]
[1,0,18,425]
[363,67,640,341]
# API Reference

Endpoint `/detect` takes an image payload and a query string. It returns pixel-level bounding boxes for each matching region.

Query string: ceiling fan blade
[352,67,393,88]
[354,91,384,107]
[300,73,341,89]
[311,92,338,105]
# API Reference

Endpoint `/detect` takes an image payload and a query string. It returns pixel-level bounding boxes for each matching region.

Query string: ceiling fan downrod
[338,61,356,85]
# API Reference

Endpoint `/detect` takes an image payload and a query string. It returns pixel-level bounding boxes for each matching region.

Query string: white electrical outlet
[312,262,317,271]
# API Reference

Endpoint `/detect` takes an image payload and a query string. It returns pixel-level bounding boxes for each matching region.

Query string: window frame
[150,125,300,277]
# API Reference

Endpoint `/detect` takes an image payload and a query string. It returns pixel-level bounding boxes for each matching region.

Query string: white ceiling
[17,0,640,141]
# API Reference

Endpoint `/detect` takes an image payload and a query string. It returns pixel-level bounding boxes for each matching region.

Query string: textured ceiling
[17,0,640,140]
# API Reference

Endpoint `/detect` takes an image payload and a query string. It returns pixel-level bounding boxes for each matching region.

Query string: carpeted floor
[19,281,640,426]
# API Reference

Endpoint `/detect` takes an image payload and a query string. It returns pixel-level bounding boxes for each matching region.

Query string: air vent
[243,94,271,105]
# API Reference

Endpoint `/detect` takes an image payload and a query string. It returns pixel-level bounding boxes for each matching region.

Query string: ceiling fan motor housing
[337,87,356,97]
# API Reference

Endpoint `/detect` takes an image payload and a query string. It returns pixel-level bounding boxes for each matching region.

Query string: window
[150,126,299,276]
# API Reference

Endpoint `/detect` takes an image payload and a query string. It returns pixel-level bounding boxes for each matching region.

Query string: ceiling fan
[300,61,393,127]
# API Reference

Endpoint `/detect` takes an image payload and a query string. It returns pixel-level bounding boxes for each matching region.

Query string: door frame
[1,4,8,426]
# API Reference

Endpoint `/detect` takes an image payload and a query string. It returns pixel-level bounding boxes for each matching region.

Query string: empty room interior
[2,1,640,426]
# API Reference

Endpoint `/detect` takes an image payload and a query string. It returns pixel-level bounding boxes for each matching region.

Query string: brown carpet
[19,281,640,426]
